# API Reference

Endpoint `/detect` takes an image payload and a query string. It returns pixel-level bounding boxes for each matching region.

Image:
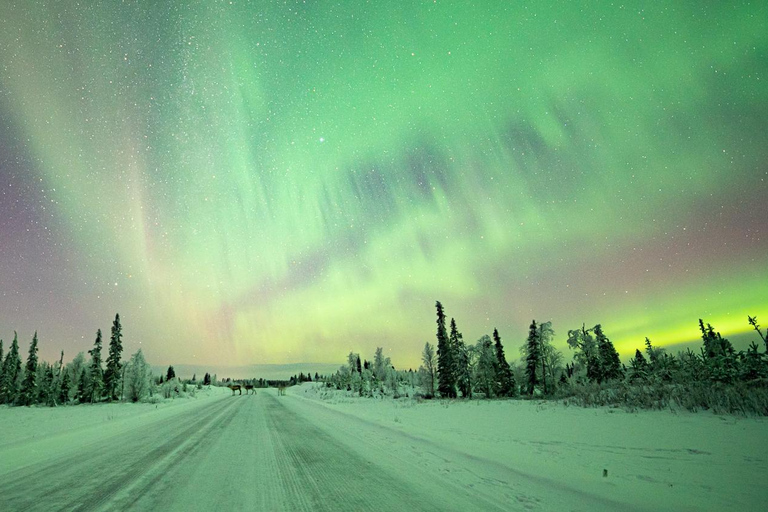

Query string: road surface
[0,389,637,511]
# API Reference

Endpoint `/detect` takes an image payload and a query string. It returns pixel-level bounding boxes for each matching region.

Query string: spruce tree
[493,328,517,397]
[166,365,175,380]
[435,301,456,398]
[88,329,104,403]
[628,349,648,381]
[104,314,124,401]
[0,332,22,404]
[474,335,497,398]
[449,319,467,397]
[19,332,40,405]
[525,320,540,396]
[41,365,54,406]
[59,369,71,404]
[77,367,89,403]
[594,324,622,382]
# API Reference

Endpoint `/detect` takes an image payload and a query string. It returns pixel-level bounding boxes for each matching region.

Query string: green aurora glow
[0,1,766,367]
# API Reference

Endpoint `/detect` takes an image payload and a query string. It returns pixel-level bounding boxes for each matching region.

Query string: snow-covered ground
[289,384,768,511]
[0,383,765,511]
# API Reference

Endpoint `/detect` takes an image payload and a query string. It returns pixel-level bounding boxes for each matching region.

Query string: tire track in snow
[0,396,238,511]
[261,392,485,511]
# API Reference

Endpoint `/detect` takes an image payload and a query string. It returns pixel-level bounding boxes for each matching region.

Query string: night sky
[0,1,766,369]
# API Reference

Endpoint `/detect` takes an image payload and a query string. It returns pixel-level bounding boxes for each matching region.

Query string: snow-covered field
[0,383,765,511]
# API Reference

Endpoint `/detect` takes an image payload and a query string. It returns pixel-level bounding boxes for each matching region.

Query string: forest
[325,301,768,415]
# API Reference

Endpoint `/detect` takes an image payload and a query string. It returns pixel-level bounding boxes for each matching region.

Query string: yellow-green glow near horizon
[0,1,766,368]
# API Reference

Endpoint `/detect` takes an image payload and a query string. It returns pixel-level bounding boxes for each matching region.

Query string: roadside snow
[0,386,229,475]
[288,383,768,511]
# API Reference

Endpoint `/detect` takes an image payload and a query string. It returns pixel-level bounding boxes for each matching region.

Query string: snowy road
[0,390,641,511]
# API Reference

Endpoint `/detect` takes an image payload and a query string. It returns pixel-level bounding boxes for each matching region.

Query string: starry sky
[0,1,766,369]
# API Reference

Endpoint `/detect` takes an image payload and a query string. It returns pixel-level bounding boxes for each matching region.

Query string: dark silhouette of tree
[88,329,104,403]
[594,325,622,382]
[166,365,176,381]
[356,355,362,374]
[104,314,124,401]
[699,319,736,383]
[747,316,767,353]
[77,367,89,403]
[0,333,21,404]
[567,324,600,383]
[59,368,71,404]
[450,319,469,397]
[493,328,517,397]
[628,349,648,381]
[0,339,3,385]
[41,365,55,406]
[203,372,211,385]
[19,332,39,405]
[524,320,540,396]
[436,301,456,398]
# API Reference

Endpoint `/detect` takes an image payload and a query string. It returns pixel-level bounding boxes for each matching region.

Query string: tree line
[326,301,768,415]
[0,314,206,407]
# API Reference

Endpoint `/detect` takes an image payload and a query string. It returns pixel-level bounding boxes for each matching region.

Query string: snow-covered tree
[420,342,436,397]
[67,352,86,401]
[19,332,39,406]
[59,369,71,404]
[493,329,517,397]
[436,301,456,398]
[567,324,599,383]
[126,349,150,402]
[594,324,622,382]
[474,335,496,398]
[0,333,21,404]
[536,322,555,394]
[524,320,540,396]
[87,329,104,403]
[104,314,124,401]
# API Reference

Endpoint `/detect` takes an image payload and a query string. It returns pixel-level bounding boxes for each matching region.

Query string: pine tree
[449,319,467,397]
[77,367,89,403]
[41,365,54,406]
[203,372,211,386]
[19,332,39,406]
[524,320,540,396]
[747,315,768,353]
[0,333,22,404]
[594,324,622,382]
[629,349,648,381]
[104,314,124,401]
[166,365,175,380]
[59,369,71,404]
[474,335,496,398]
[493,328,517,397]
[435,301,456,398]
[88,329,104,403]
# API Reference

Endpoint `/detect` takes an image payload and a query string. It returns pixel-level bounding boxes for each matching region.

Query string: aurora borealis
[0,1,766,369]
